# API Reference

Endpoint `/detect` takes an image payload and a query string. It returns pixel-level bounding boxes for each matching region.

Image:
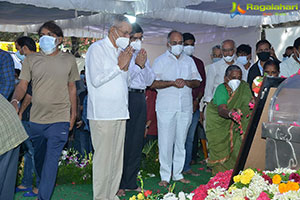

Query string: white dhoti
[156,111,192,182]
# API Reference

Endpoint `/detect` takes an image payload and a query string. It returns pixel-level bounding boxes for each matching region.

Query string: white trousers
[90,120,126,200]
[156,111,192,182]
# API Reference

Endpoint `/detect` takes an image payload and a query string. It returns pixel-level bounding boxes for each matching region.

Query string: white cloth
[85,36,129,120]
[203,58,246,103]
[152,50,202,114]
[128,51,155,89]
[157,111,192,181]
[280,56,300,77]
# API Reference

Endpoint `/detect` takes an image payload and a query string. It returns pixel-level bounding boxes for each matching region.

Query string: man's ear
[57,36,63,45]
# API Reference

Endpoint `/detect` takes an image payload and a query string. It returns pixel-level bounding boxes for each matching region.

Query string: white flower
[163,193,178,200]
[178,192,186,200]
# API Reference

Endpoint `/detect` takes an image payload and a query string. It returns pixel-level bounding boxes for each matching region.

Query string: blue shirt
[0,49,15,99]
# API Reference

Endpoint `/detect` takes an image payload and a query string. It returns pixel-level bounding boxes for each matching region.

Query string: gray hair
[211,45,221,55]
[225,65,242,77]
[167,30,183,43]
[111,14,130,28]
[221,39,236,49]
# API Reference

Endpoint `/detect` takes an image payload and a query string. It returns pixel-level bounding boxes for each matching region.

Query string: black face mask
[257,52,270,61]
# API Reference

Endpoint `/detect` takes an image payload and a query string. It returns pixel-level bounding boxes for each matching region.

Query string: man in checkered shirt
[0,49,15,99]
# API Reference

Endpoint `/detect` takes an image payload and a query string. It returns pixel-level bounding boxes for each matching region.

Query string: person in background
[182,32,206,176]
[247,39,280,90]
[14,36,40,197]
[144,87,158,144]
[151,30,202,187]
[264,59,280,77]
[280,37,300,77]
[206,65,252,175]
[236,44,252,80]
[0,49,15,99]
[14,69,21,85]
[117,23,155,196]
[282,46,294,61]
[11,21,79,200]
[210,45,222,63]
[0,94,28,200]
[85,15,133,200]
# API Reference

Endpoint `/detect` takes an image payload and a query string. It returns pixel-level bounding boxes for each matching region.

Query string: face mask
[15,79,20,85]
[39,35,57,55]
[170,44,183,56]
[114,29,129,50]
[282,56,288,61]
[183,45,194,56]
[16,50,26,61]
[228,79,241,92]
[80,74,85,80]
[236,56,248,65]
[257,52,270,61]
[130,39,142,51]
[212,57,222,63]
[223,55,234,63]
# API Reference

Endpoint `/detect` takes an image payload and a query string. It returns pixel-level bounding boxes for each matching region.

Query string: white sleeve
[152,58,163,81]
[141,59,156,86]
[279,61,289,77]
[86,44,122,88]
[203,64,215,102]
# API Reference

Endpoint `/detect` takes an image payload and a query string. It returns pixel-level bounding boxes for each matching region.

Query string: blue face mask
[39,35,57,55]
[80,74,85,80]
[16,50,26,61]
[212,57,222,63]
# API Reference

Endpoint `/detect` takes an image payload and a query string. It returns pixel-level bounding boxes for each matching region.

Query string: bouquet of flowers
[193,168,300,200]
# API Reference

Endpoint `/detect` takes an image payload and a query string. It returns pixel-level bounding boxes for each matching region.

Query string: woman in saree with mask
[206,65,253,174]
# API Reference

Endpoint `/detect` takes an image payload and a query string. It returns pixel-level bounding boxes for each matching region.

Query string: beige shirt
[20,51,80,124]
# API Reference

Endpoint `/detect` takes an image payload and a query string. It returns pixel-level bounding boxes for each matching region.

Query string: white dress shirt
[85,36,129,120]
[152,50,202,114]
[128,51,155,89]
[280,56,300,77]
[203,58,246,103]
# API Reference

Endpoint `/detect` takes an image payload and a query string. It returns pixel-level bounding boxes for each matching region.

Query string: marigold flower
[287,181,299,191]
[130,195,136,200]
[233,175,241,183]
[278,183,288,193]
[137,193,144,200]
[272,174,281,184]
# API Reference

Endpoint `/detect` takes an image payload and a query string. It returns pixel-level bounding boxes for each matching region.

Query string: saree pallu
[206,81,252,174]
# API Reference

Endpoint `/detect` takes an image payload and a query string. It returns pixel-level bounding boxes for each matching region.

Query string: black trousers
[119,91,146,189]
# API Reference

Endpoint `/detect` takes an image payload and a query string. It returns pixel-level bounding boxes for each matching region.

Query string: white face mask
[130,39,142,51]
[170,44,183,56]
[212,57,222,63]
[228,79,241,92]
[296,50,300,62]
[183,45,194,56]
[236,56,248,65]
[223,55,235,63]
[114,29,129,50]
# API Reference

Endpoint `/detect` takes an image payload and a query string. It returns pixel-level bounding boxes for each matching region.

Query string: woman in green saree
[206,65,253,175]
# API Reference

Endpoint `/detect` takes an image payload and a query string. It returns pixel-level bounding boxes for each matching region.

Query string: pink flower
[275,104,279,111]
[291,122,300,127]
[249,102,255,109]
[291,74,296,78]
[257,192,270,200]
[298,68,300,75]
[280,75,287,78]
[198,168,204,170]
[289,173,300,183]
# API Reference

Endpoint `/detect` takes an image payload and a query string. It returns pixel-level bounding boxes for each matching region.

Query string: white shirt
[203,58,246,103]
[152,50,202,113]
[85,36,129,120]
[128,51,155,89]
[280,56,300,77]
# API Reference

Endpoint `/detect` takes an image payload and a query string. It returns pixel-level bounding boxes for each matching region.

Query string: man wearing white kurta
[151,31,202,186]
[85,15,133,200]
[280,37,300,77]
[203,40,246,104]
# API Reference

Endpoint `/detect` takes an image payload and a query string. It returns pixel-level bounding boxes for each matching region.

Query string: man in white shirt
[85,15,133,200]
[236,44,252,81]
[203,40,245,104]
[151,30,202,187]
[117,23,155,196]
[280,37,300,77]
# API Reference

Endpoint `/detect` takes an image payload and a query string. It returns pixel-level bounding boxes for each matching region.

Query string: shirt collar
[258,61,264,75]
[166,50,184,60]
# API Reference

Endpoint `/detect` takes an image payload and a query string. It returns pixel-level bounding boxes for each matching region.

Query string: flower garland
[192,168,300,200]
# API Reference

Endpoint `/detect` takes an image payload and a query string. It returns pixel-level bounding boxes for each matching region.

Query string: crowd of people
[1,14,300,200]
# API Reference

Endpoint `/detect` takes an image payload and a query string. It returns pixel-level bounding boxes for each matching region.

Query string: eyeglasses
[169,41,183,46]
